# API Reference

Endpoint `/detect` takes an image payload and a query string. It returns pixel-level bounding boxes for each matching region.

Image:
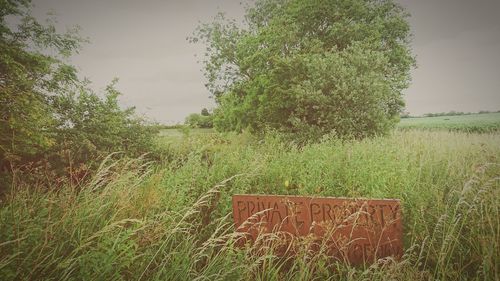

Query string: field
[398,112,500,132]
[159,127,214,138]
[1,125,499,280]
[3,0,498,279]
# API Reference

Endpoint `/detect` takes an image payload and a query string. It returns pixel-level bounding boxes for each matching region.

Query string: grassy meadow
[2,0,497,280]
[1,120,499,280]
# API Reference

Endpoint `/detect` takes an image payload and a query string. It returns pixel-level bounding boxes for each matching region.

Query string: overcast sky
[30,0,500,123]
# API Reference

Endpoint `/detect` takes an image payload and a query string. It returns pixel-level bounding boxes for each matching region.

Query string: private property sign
[232,194,402,265]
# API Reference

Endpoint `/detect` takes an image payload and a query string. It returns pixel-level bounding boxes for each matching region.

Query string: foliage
[201,107,210,116]
[159,127,214,139]
[400,111,411,118]
[1,130,499,280]
[1,0,81,167]
[192,0,415,140]
[49,79,157,180]
[0,0,157,191]
[185,112,213,128]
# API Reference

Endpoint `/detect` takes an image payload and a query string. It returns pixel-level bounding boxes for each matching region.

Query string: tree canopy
[192,0,415,140]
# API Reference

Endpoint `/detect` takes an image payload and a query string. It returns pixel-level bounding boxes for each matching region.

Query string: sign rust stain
[232,194,402,265]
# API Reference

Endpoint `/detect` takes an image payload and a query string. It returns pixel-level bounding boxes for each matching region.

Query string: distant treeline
[183,108,214,128]
[401,110,500,118]
[158,124,184,129]
[156,108,214,130]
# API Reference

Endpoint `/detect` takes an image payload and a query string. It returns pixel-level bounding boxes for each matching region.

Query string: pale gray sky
[30,0,500,123]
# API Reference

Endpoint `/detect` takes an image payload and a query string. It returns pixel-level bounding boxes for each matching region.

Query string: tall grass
[1,130,499,280]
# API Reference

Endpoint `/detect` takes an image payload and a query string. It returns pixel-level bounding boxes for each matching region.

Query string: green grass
[398,112,500,133]
[159,127,215,138]
[1,130,499,280]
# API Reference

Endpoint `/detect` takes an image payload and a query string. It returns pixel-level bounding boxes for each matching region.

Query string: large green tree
[193,0,415,140]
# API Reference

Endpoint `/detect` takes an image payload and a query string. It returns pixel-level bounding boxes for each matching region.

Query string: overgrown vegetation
[185,108,214,128]
[0,0,157,192]
[2,1,499,280]
[1,130,498,280]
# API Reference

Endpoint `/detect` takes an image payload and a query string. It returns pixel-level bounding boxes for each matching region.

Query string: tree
[0,0,157,190]
[185,112,213,128]
[192,0,415,140]
[201,108,210,116]
[185,113,203,128]
[1,0,83,172]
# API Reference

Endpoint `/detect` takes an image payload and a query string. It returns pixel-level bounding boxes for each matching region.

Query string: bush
[185,113,213,128]
[0,1,158,191]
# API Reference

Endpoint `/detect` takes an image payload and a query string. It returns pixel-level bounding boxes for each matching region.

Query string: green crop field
[2,129,499,280]
[398,112,500,132]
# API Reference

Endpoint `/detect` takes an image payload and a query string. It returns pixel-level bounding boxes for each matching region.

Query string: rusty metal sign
[232,194,403,265]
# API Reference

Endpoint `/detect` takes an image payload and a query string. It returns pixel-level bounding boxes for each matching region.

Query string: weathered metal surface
[232,194,402,265]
